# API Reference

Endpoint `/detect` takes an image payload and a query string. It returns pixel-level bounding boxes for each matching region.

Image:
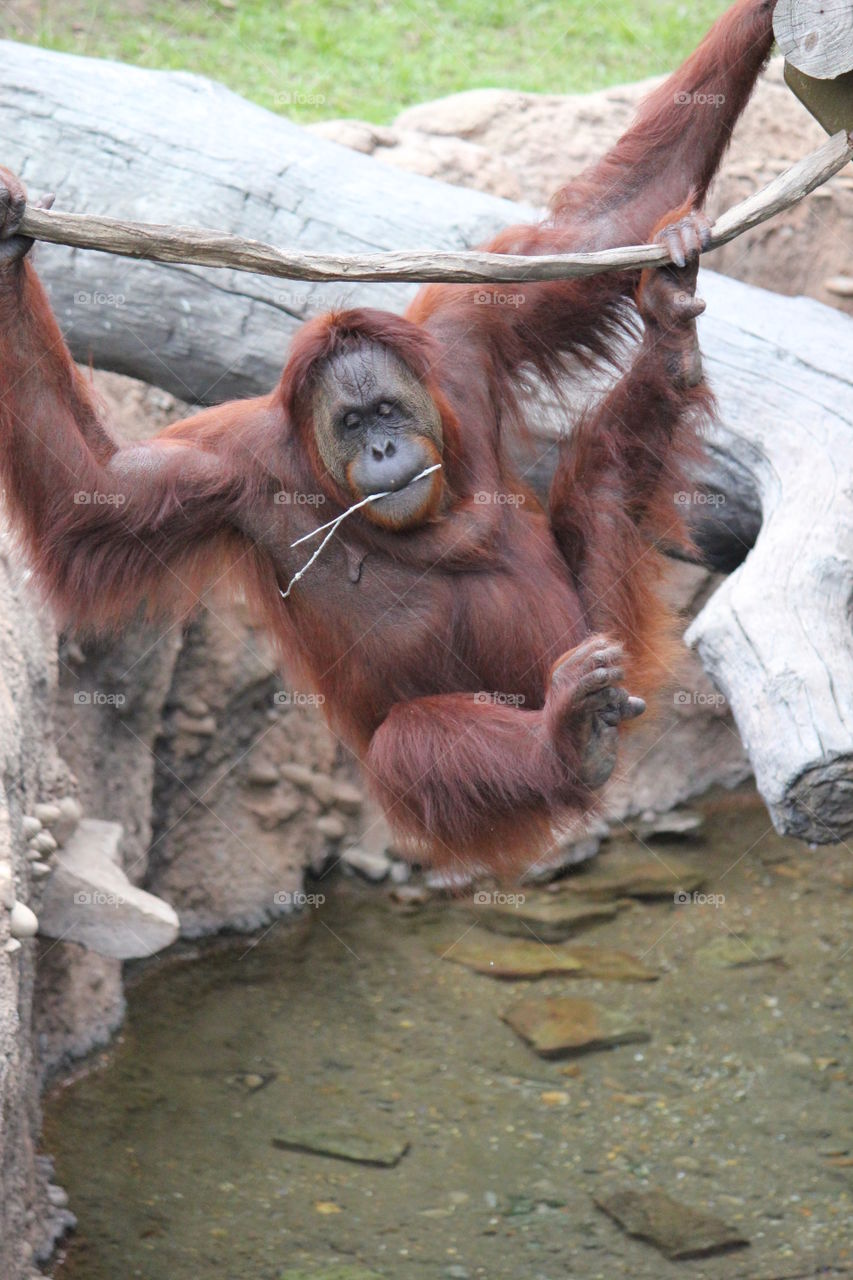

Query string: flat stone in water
[272,1123,409,1168]
[595,1187,750,1260]
[280,1269,382,1279]
[503,995,650,1058]
[694,932,784,968]
[442,930,658,981]
[468,894,626,942]
[562,854,706,900]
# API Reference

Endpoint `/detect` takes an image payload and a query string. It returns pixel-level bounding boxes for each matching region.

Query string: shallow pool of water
[45,789,852,1279]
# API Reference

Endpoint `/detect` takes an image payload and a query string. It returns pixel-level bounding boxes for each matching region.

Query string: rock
[522,830,604,882]
[469,892,626,942]
[564,855,705,901]
[316,814,347,840]
[4,938,21,955]
[51,796,84,847]
[171,710,217,736]
[326,780,364,814]
[273,1123,409,1167]
[825,276,853,297]
[29,831,57,857]
[594,1187,750,1260]
[342,845,391,883]
[29,861,51,879]
[244,793,302,830]
[626,809,704,840]
[280,1267,382,1280]
[246,757,281,787]
[38,819,180,959]
[503,996,650,1058]
[441,931,658,981]
[21,816,42,839]
[32,802,62,828]
[694,932,784,968]
[46,1184,68,1208]
[10,901,39,939]
[389,860,410,885]
[0,859,12,910]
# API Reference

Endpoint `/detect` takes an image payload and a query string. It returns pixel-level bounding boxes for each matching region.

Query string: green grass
[1,0,729,123]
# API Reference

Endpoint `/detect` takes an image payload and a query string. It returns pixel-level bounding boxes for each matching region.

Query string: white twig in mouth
[279,462,442,600]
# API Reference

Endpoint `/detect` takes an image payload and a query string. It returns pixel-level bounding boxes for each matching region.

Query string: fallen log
[1,40,852,842]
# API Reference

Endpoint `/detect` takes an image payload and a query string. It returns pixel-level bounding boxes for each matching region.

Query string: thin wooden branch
[17,129,852,285]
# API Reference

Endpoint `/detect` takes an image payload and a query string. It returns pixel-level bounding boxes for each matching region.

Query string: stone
[594,1188,750,1260]
[9,901,38,939]
[244,793,302,830]
[32,802,62,827]
[342,845,391,883]
[38,819,179,959]
[564,855,705,901]
[280,1267,382,1280]
[627,808,704,840]
[503,996,650,1058]
[171,710,217,736]
[29,831,57,857]
[29,861,51,879]
[272,1123,409,1167]
[469,892,626,942]
[0,859,12,910]
[327,780,364,813]
[316,814,347,840]
[51,796,84,846]
[442,931,658,981]
[21,816,42,839]
[246,757,280,786]
[694,932,784,968]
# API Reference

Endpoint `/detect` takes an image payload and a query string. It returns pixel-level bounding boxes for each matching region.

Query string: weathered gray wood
[0,40,531,402]
[774,0,853,78]
[16,128,852,282]
[1,41,852,843]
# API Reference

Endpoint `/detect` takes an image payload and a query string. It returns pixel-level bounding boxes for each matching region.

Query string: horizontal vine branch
[18,128,852,285]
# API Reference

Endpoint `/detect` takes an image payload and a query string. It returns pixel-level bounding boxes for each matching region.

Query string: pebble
[0,859,12,909]
[389,860,411,884]
[33,803,62,828]
[694,932,784,968]
[469,892,627,943]
[21,816,42,839]
[46,1184,69,1208]
[503,995,650,1058]
[51,797,83,846]
[10,901,38,939]
[342,846,391,883]
[29,831,57,857]
[29,861,51,879]
[246,758,280,787]
[172,711,217,736]
[316,814,347,840]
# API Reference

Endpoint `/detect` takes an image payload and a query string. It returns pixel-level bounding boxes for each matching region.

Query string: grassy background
[1,0,729,123]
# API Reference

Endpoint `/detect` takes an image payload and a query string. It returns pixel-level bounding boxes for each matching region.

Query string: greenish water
[45,790,853,1279]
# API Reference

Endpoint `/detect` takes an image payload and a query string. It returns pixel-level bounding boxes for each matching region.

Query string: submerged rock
[595,1187,750,1259]
[694,932,784,968]
[280,1268,382,1280]
[441,930,658,981]
[468,892,626,942]
[563,855,705,900]
[273,1123,409,1168]
[503,995,650,1058]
